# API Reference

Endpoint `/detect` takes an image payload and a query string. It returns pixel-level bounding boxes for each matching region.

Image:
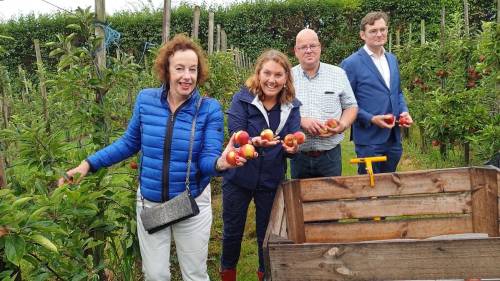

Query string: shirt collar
[363,44,385,58]
[300,62,322,80]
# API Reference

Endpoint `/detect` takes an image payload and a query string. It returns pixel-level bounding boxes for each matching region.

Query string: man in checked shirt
[290,28,358,179]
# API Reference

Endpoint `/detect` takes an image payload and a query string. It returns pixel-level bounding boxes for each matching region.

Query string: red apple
[399,116,410,126]
[234,130,249,146]
[130,161,138,170]
[432,140,441,147]
[238,144,256,159]
[384,114,395,125]
[260,129,274,141]
[325,118,338,129]
[226,150,239,166]
[293,131,306,145]
[283,134,297,147]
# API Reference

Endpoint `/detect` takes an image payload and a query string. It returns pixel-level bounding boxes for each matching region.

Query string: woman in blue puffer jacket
[60,34,241,281]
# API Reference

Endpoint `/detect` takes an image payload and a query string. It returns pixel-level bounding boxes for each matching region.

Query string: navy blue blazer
[341,47,408,145]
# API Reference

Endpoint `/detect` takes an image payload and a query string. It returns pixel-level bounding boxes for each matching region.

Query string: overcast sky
[0,0,236,22]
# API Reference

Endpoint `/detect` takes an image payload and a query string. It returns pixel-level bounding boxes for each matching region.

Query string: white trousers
[136,185,212,281]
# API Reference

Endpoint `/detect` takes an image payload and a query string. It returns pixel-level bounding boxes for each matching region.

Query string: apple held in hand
[260,129,274,141]
[293,131,306,145]
[325,118,339,129]
[384,114,395,125]
[226,150,240,166]
[399,116,410,126]
[234,130,250,146]
[238,144,257,159]
[284,134,297,147]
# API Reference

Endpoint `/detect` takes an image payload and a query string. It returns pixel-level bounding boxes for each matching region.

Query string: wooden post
[282,181,305,243]
[208,12,214,55]
[420,19,425,45]
[0,154,5,188]
[191,5,200,40]
[95,0,106,70]
[463,0,470,38]
[396,28,400,46]
[216,24,221,52]
[34,39,50,134]
[408,23,412,45]
[389,32,392,52]
[498,0,500,24]
[162,0,171,43]
[221,28,227,52]
[440,7,446,50]
[17,66,29,103]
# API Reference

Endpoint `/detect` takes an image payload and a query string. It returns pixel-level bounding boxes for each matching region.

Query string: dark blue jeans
[290,145,342,179]
[354,139,402,174]
[221,181,277,272]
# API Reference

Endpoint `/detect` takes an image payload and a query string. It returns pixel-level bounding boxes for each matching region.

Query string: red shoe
[220,268,236,281]
[257,271,264,281]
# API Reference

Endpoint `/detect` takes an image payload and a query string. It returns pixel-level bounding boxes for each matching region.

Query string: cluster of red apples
[226,129,306,166]
[384,114,410,126]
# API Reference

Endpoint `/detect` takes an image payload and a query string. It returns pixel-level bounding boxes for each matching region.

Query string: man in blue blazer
[341,11,413,174]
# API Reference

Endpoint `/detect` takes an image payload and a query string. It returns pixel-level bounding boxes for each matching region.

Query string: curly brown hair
[245,49,295,104]
[154,34,209,85]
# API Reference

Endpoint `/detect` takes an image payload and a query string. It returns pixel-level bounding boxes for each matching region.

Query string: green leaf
[66,24,82,31]
[12,197,33,208]
[5,235,26,266]
[31,234,58,253]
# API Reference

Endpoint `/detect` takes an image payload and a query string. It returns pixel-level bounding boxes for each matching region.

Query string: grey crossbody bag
[140,97,202,234]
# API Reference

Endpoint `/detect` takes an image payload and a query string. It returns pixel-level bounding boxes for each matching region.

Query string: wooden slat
[303,192,471,222]
[300,167,472,201]
[283,180,305,243]
[267,238,500,280]
[305,216,473,243]
[265,186,285,238]
[470,167,499,237]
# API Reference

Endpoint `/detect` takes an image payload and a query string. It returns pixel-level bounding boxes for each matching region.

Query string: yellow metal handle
[349,156,388,188]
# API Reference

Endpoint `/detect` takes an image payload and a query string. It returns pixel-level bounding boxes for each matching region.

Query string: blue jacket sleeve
[341,58,374,128]
[198,99,224,177]
[86,92,142,171]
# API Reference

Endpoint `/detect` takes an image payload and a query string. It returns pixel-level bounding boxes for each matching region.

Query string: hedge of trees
[0,0,496,74]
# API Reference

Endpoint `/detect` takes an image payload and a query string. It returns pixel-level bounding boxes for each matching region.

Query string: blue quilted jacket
[86,86,224,202]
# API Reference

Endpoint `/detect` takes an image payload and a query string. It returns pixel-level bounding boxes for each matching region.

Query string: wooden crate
[263,166,500,280]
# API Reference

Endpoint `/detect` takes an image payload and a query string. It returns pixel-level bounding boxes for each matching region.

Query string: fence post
[192,5,200,40]
[34,39,50,134]
[216,24,221,52]
[162,0,171,43]
[0,154,5,188]
[420,19,425,45]
[463,0,470,38]
[208,12,214,55]
[221,28,227,52]
[396,27,400,46]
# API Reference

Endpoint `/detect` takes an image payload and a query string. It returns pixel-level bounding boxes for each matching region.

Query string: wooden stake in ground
[0,154,5,188]
[216,24,221,52]
[464,0,470,38]
[34,39,50,134]
[208,12,214,55]
[420,19,425,45]
[162,0,171,43]
[95,0,106,70]
[192,5,200,40]
[221,28,227,52]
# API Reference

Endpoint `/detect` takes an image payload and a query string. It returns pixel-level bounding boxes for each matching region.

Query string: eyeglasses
[366,27,388,36]
[296,44,320,52]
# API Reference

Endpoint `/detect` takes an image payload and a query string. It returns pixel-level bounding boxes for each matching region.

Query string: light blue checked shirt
[292,62,357,152]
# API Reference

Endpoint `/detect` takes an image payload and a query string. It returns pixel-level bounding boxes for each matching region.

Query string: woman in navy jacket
[220,50,301,281]
[60,34,240,281]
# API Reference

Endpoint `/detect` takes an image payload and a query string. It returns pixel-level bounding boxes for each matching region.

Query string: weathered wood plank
[305,216,473,243]
[300,167,472,201]
[268,238,500,280]
[470,167,499,236]
[266,186,285,237]
[303,192,471,222]
[283,180,305,243]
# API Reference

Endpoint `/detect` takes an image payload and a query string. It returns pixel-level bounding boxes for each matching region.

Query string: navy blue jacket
[223,87,301,190]
[341,48,408,145]
[86,86,224,202]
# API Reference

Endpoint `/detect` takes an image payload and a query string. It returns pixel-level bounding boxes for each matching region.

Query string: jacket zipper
[161,101,190,202]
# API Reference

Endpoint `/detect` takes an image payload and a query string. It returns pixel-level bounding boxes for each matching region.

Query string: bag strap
[185,96,203,193]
